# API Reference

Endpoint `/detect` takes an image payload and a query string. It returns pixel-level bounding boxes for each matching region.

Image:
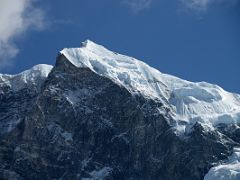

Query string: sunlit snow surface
[204,148,240,180]
[61,40,240,134]
[0,64,53,91]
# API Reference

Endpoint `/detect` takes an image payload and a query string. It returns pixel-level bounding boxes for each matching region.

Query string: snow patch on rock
[82,167,112,180]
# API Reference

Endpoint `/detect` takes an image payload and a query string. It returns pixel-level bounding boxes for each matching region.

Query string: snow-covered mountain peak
[61,40,240,133]
[81,39,105,50]
[19,64,53,80]
[0,64,53,91]
[61,40,168,99]
[1,41,240,180]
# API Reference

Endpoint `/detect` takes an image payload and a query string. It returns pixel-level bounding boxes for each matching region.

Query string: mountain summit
[0,40,239,180]
[61,40,240,134]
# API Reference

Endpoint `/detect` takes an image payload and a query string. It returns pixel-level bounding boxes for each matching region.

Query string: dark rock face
[0,55,239,180]
[0,83,39,138]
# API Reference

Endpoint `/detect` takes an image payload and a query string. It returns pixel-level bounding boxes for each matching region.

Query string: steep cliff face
[0,64,52,137]
[0,41,239,180]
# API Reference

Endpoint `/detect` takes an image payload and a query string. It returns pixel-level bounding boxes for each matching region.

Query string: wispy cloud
[181,0,211,10]
[0,0,45,68]
[181,0,238,11]
[123,0,153,13]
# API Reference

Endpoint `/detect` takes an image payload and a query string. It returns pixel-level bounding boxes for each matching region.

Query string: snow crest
[60,40,240,134]
[0,64,53,91]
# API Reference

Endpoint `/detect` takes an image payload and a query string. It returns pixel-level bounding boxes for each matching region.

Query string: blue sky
[0,0,239,93]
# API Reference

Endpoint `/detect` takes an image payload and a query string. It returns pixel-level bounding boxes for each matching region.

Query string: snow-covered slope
[0,64,53,91]
[204,148,240,180]
[61,40,240,134]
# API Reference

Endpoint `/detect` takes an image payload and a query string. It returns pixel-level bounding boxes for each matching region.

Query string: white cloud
[0,0,45,68]
[123,0,153,13]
